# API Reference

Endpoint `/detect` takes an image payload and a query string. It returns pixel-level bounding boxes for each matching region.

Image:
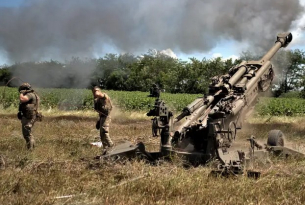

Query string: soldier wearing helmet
[92,86,114,153]
[18,83,40,150]
[149,83,160,98]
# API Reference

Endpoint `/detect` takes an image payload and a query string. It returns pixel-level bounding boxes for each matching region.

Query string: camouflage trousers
[21,117,36,150]
[99,116,114,148]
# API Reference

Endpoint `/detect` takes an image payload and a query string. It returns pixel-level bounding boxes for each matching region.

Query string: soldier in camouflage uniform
[92,86,114,151]
[18,83,40,150]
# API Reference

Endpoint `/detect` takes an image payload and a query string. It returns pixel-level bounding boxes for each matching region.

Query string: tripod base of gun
[99,140,243,171]
[97,129,305,178]
[99,140,218,165]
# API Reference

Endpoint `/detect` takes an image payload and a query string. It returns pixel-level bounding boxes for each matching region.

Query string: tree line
[0,49,305,96]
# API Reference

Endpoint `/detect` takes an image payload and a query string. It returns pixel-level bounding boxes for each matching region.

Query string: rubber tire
[267,130,285,146]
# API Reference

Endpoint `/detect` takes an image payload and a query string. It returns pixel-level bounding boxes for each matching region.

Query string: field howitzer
[101,32,304,176]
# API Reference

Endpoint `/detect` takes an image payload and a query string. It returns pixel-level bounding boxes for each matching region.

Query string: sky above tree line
[0,0,305,65]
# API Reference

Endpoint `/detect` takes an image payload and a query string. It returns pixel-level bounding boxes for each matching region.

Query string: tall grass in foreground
[1,112,305,204]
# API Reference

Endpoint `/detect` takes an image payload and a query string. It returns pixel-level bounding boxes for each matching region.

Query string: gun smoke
[0,0,303,87]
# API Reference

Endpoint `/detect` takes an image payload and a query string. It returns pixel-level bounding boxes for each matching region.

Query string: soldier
[149,83,160,98]
[92,86,114,153]
[18,83,41,150]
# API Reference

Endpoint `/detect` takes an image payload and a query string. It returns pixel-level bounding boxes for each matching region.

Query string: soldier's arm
[20,93,29,103]
[19,93,32,103]
[103,93,110,100]
[96,92,109,100]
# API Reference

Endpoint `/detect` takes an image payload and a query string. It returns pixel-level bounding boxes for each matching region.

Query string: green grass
[3,86,305,116]
[255,97,305,116]
[0,86,200,112]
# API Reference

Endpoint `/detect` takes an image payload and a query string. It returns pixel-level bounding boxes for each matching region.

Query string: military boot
[105,133,114,147]
[30,137,35,149]
[101,147,108,156]
[25,137,35,150]
[101,134,115,155]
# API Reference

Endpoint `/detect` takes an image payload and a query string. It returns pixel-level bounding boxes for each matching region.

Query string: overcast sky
[0,0,305,65]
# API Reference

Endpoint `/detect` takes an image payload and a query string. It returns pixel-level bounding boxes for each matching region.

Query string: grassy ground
[1,109,305,205]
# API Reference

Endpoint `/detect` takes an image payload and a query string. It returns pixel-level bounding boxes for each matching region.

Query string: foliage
[1,49,305,96]
[3,86,305,116]
[272,49,305,96]
[255,97,305,116]
[0,67,11,86]
[0,50,242,94]
[0,87,200,112]
[279,91,301,98]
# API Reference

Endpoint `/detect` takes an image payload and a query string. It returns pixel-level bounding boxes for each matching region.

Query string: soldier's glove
[96,120,100,130]
[17,112,23,120]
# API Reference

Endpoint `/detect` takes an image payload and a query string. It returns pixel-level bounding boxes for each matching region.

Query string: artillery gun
[101,32,304,176]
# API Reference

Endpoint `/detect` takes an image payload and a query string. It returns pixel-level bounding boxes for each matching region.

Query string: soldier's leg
[99,117,107,146]
[100,116,113,147]
[21,118,35,150]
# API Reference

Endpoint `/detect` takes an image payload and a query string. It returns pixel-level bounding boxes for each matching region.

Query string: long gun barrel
[175,95,215,135]
[173,32,293,139]
[227,33,292,115]
[245,33,292,91]
[174,98,205,122]
[228,33,292,89]
[260,32,293,63]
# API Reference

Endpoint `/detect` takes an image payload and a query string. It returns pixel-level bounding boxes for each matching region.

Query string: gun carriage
[101,32,304,176]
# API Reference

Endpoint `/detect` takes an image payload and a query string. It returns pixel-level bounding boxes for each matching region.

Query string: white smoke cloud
[0,0,303,64]
[160,49,178,59]
[290,6,305,47]
[0,49,9,66]
[212,53,239,61]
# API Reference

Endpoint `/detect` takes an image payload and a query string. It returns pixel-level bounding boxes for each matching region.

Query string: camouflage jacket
[94,93,112,116]
[19,92,39,119]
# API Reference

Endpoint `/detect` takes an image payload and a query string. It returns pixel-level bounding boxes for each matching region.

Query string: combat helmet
[92,86,101,93]
[18,83,32,92]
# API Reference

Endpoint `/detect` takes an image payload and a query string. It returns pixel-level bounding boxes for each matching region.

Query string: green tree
[272,49,305,96]
[0,67,12,86]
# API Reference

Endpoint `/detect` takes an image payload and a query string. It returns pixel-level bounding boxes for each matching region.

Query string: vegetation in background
[2,87,305,116]
[1,49,305,97]
[0,87,200,112]
[0,49,241,94]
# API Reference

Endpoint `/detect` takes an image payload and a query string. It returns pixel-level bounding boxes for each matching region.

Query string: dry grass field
[1,108,305,205]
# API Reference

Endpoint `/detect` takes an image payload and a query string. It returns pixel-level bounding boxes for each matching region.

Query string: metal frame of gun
[101,32,304,177]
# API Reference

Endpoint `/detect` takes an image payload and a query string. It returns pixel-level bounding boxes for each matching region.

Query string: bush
[255,97,305,116]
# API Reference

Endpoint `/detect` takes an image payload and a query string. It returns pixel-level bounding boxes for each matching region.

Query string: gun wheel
[267,130,285,146]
